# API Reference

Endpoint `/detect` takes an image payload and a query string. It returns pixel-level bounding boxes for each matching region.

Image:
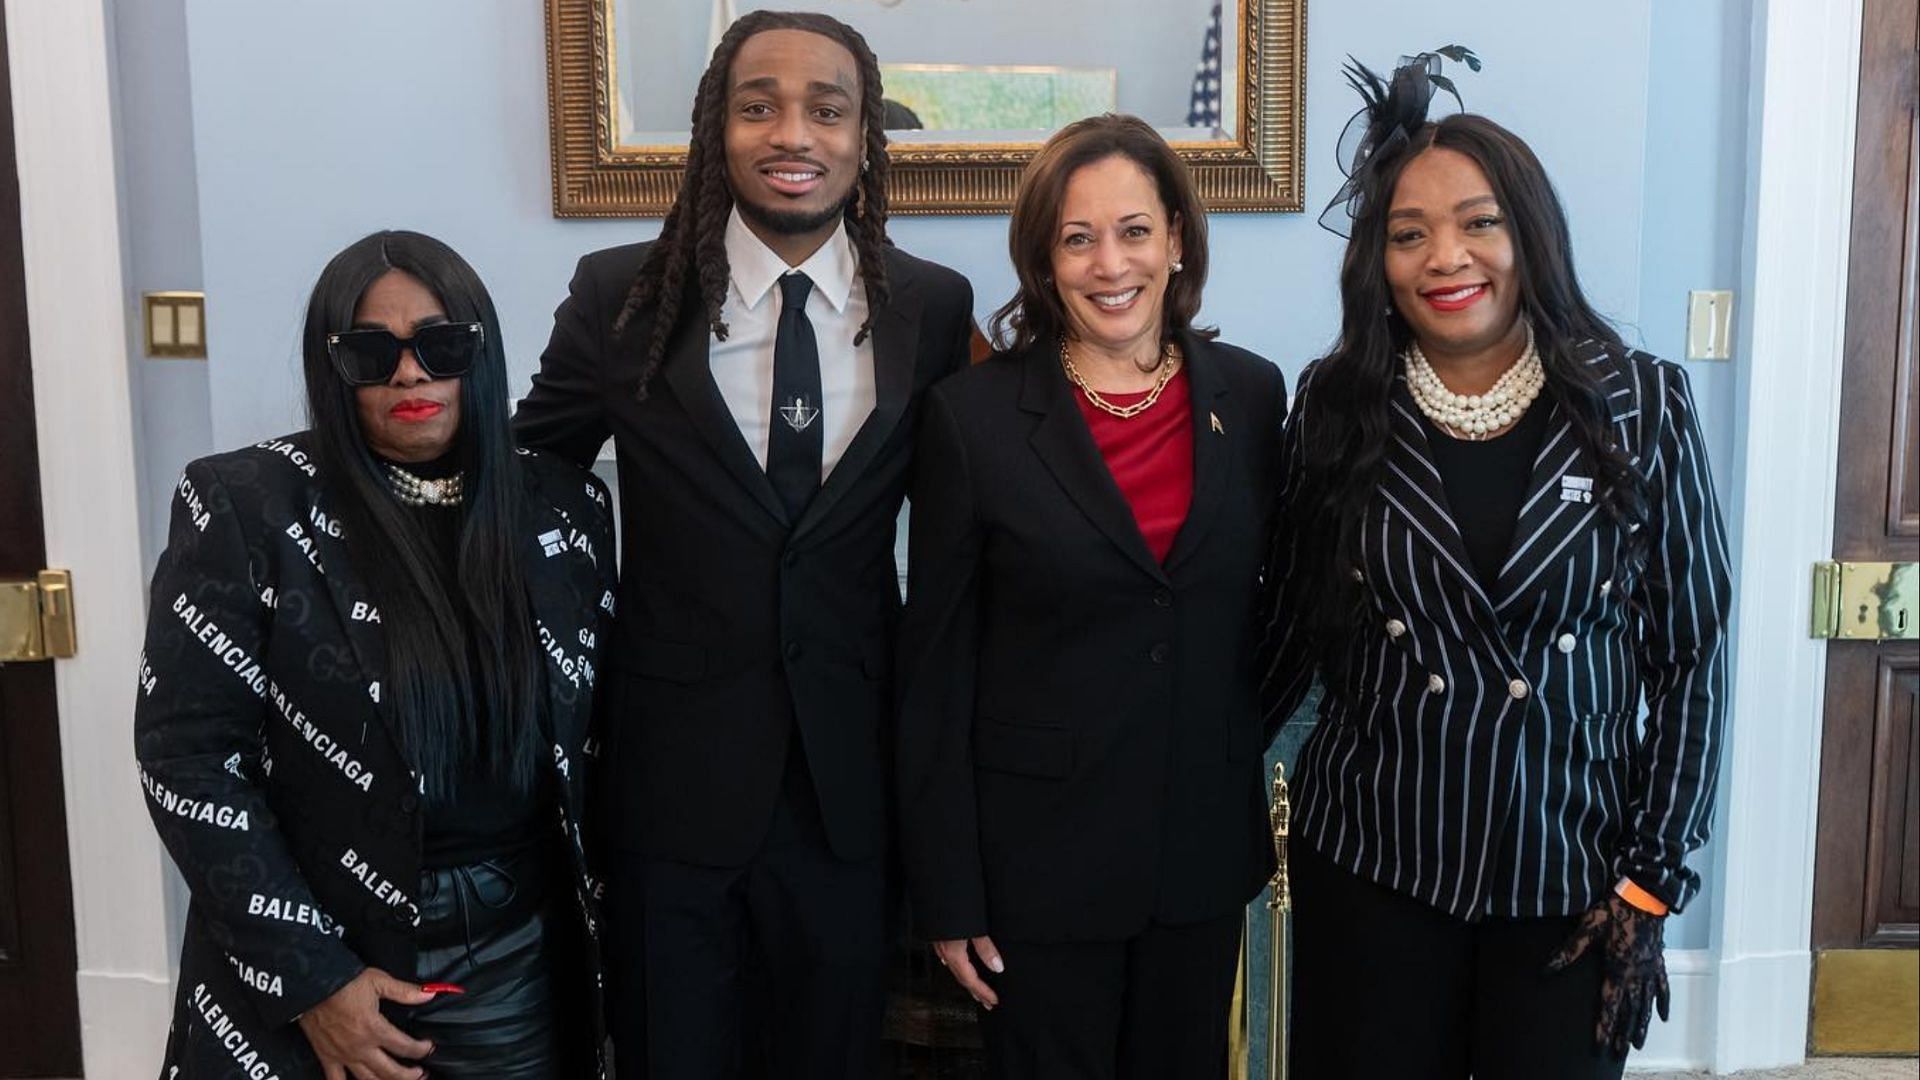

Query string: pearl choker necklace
[383,463,464,507]
[1404,327,1545,440]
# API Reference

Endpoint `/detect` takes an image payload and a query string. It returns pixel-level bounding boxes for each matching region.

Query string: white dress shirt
[710,208,876,479]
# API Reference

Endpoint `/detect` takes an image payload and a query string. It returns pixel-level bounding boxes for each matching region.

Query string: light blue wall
[108,0,212,572]
[142,0,1746,948]
[1637,0,1751,502]
[177,0,1680,449]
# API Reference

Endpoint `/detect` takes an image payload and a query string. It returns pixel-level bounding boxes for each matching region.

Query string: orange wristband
[1614,877,1669,916]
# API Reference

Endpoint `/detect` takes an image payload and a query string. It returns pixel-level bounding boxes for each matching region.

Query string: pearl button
[1350,568,1365,583]
[1556,633,1577,654]
[1428,674,1446,694]
[1385,618,1407,639]
[1599,580,1612,596]
[1508,679,1531,700]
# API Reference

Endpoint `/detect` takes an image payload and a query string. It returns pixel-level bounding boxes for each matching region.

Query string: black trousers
[606,747,887,1080]
[976,910,1243,1080]
[1289,844,1627,1080]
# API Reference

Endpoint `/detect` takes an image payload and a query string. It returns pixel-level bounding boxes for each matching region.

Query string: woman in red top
[895,114,1288,1079]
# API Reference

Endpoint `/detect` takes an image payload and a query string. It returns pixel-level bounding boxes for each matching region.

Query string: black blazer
[136,435,617,1080]
[896,334,1287,943]
[514,241,973,865]
[1259,344,1733,921]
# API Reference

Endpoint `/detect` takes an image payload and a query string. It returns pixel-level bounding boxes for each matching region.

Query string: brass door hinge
[1811,561,1918,640]
[0,569,78,661]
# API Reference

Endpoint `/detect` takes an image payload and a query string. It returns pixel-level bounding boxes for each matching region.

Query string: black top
[1419,400,1552,589]
[391,467,548,870]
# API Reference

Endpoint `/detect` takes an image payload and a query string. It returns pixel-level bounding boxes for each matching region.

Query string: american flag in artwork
[1186,1,1223,128]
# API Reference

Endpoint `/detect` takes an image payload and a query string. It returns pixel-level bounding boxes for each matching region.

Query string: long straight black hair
[1292,110,1651,643]
[300,230,544,800]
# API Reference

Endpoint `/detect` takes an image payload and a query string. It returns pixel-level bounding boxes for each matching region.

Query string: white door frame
[1698,0,1863,1070]
[6,0,175,1074]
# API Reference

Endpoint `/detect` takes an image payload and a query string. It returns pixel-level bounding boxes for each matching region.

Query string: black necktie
[767,272,823,521]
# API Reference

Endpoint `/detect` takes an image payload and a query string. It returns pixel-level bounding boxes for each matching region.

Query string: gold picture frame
[545,0,1306,217]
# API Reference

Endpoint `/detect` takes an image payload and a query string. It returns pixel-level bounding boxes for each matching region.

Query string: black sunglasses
[326,322,486,386]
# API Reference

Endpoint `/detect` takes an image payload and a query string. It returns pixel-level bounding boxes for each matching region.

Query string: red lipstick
[1419,283,1488,312]
[390,399,444,422]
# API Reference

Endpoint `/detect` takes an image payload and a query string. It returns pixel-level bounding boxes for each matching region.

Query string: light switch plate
[143,291,207,359]
[1687,289,1733,361]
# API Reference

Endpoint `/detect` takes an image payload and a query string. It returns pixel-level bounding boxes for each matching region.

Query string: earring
[855,182,868,220]
[861,158,871,173]
[1170,260,1184,274]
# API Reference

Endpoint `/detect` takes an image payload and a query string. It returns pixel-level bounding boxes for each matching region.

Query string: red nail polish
[420,982,465,995]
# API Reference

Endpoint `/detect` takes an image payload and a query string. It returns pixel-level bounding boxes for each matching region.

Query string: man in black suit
[513,10,973,1078]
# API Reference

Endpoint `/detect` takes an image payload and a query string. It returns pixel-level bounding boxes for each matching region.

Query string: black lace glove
[1544,894,1670,1057]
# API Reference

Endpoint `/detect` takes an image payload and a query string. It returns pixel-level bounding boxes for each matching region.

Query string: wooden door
[1810,0,1920,1057]
[0,4,85,1075]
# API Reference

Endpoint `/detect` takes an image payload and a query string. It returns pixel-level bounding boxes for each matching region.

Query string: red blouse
[1072,367,1195,563]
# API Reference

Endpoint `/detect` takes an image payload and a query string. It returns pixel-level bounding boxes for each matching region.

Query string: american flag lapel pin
[1209,411,1225,435]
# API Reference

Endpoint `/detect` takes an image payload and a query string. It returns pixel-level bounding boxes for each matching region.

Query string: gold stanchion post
[1266,761,1292,1080]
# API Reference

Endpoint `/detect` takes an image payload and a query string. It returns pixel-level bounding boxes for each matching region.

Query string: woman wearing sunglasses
[135,230,617,1080]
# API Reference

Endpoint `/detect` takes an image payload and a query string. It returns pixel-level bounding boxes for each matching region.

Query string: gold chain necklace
[1059,336,1180,420]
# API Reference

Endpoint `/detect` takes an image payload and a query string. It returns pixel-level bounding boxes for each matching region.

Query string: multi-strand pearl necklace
[1404,326,1545,440]
[383,463,464,508]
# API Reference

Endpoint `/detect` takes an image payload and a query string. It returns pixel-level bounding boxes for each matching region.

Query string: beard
[735,187,855,237]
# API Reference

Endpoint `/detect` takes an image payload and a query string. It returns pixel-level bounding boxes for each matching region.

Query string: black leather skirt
[403,847,578,1078]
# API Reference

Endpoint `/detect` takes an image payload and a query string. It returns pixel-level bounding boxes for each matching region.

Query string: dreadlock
[613,10,894,399]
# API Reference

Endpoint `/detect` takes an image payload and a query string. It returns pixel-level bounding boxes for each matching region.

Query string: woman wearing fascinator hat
[1256,55,1732,1076]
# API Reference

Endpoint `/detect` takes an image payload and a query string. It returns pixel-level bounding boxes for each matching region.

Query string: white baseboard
[1709,948,1811,1072]
[77,968,173,1080]
[1627,949,1715,1071]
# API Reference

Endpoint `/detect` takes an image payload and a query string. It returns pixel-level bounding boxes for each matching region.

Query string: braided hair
[613,10,894,399]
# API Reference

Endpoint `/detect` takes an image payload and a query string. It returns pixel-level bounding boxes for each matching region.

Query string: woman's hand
[1544,895,1671,1057]
[295,967,437,1080]
[932,935,1005,1010]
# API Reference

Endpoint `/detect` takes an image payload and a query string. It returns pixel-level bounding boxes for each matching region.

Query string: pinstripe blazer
[1259,342,1732,920]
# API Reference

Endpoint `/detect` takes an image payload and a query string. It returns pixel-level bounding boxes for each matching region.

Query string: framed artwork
[545,0,1306,215]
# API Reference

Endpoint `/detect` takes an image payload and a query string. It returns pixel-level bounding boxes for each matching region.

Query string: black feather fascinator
[1318,46,1481,237]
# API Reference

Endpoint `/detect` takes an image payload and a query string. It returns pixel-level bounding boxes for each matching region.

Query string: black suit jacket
[136,435,617,1080]
[895,334,1287,943]
[1258,344,1733,920]
[515,241,973,866]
